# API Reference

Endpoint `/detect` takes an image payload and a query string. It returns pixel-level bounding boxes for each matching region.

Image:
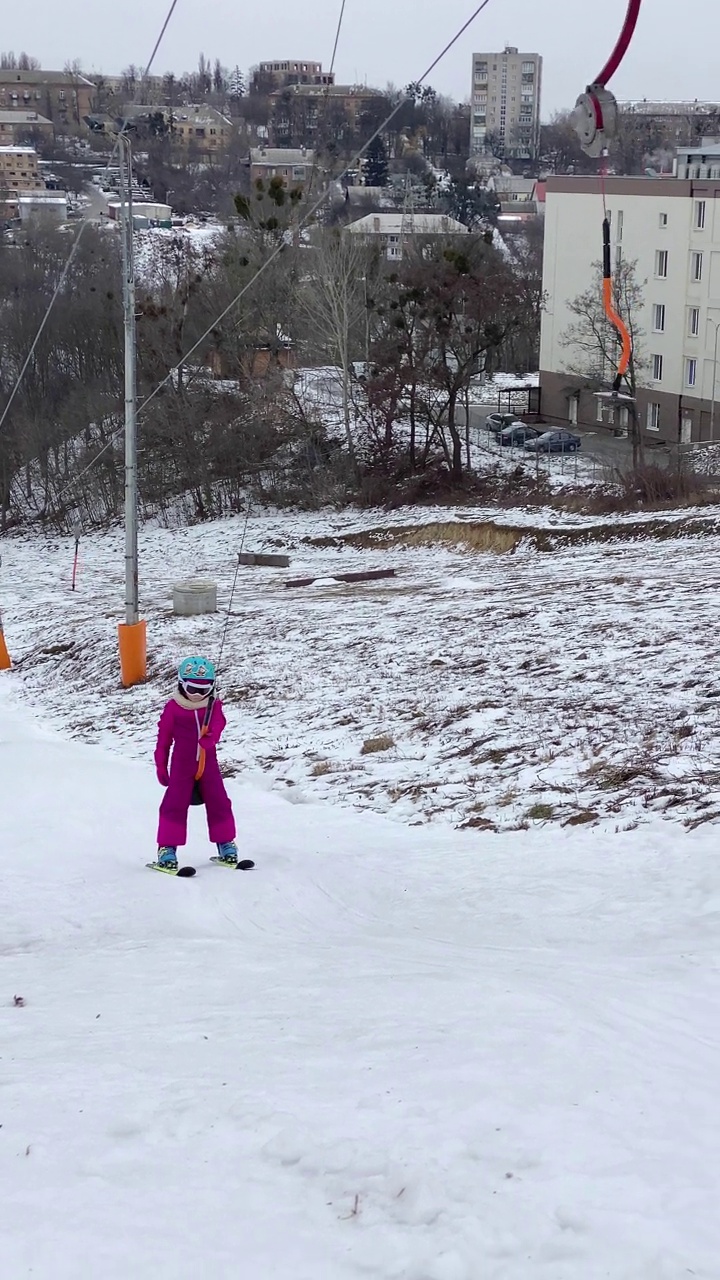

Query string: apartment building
[248,146,315,187]
[0,145,45,192]
[0,110,53,142]
[258,60,335,88]
[470,47,542,159]
[540,174,720,445]
[271,83,384,145]
[0,69,95,125]
[171,105,232,151]
[345,212,469,260]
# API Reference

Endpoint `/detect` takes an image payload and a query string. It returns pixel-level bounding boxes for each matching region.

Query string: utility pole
[116,133,147,686]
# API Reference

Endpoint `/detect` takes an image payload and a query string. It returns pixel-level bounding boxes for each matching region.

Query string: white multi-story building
[470,47,542,160]
[540,173,720,445]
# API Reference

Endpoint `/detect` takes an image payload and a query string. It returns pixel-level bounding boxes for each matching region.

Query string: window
[655,249,668,277]
[691,251,703,281]
[659,211,668,228]
[686,358,698,387]
[688,306,700,337]
[653,304,666,332]
[646,402,661,432]
[615,245,623,271]
[292,166,305,179]
[695,199,706,229]
[616,209,624,242]
[652,353,663,381]
[521,61,535,73]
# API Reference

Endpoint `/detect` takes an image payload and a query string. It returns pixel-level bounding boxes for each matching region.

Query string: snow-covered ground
[2,681,719,1278]
[4,504,720,833]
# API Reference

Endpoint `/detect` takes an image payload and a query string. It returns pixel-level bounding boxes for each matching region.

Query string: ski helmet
[178,655,216,689]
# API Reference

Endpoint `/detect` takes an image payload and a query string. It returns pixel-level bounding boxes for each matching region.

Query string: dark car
[485,411,523,434]
[498,423,541,447]
[523,430,582,454]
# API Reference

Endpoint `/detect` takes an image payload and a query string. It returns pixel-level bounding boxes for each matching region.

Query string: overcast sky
[1,0,714,117]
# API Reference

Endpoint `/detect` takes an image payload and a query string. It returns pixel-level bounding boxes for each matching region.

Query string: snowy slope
[5,507,720,831]
[2,680,719,1279]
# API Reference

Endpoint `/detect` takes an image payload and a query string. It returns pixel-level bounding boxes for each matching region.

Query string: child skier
[153,655,238,869]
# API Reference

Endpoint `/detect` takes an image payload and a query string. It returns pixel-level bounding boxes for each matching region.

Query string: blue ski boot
[215,841,238,866]
[157,846,178,870]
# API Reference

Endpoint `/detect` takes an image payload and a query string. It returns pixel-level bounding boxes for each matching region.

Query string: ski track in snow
[1,693,719,1278]
[3,504,720,833]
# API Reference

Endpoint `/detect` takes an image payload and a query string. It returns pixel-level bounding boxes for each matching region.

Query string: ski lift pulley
[572,0,643,156]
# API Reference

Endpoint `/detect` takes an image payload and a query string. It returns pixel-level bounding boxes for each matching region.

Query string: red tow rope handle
[602,217,632,391]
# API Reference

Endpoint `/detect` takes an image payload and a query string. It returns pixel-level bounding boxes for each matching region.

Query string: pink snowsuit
[154,696,236,848]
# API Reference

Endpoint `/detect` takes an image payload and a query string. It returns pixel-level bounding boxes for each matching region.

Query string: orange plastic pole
[0,626,10,670]
[118,619,147,687]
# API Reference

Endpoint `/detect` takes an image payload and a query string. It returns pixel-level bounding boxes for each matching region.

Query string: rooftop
[0,145,37,154]
[0,110,52,125]
[17,193,66,203]
[250,147,315,165]
[346,212,470,235]
[678,142,720,156]
[0,69,95,88]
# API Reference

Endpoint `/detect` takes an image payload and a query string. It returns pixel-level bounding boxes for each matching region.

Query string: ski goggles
[182,679,215,696]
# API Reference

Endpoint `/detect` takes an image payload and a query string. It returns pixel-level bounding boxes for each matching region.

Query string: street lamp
[710,319,720,444]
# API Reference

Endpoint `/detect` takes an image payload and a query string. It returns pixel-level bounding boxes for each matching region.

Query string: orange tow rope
[602,216,631,391]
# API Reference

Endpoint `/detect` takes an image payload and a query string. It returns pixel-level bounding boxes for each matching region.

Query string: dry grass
[310,760,332,777]
[525,802,555,821]
[563,810,599,827]
[361,734,395,755]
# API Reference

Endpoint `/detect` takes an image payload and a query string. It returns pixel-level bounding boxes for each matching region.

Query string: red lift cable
[594,0,643,88]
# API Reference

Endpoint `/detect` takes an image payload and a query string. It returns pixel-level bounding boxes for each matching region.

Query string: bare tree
[559,257,648,465]
[297,231,371,462]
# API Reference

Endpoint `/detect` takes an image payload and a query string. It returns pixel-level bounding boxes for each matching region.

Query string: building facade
[271,83,384,146]
[470,47,542,159]
[345,211,469,260]
[0,145,44,192]
[0,110,53,142]
[171,105,232,151]
[540,174,720,445]
[258,60,335,88]
[248,147,315,187]
[0,69,95,126]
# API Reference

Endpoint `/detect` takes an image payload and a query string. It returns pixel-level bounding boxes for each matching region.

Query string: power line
[0,0,182,439]
[52,0,496,507]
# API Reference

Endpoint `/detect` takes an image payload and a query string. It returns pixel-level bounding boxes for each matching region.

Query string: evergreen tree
[229,66,245,100]
[364,135,389,187]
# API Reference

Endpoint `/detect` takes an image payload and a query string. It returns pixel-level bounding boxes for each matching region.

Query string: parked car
[498,424,541,447]
[485,411,522,434]
[524,430,582,454]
